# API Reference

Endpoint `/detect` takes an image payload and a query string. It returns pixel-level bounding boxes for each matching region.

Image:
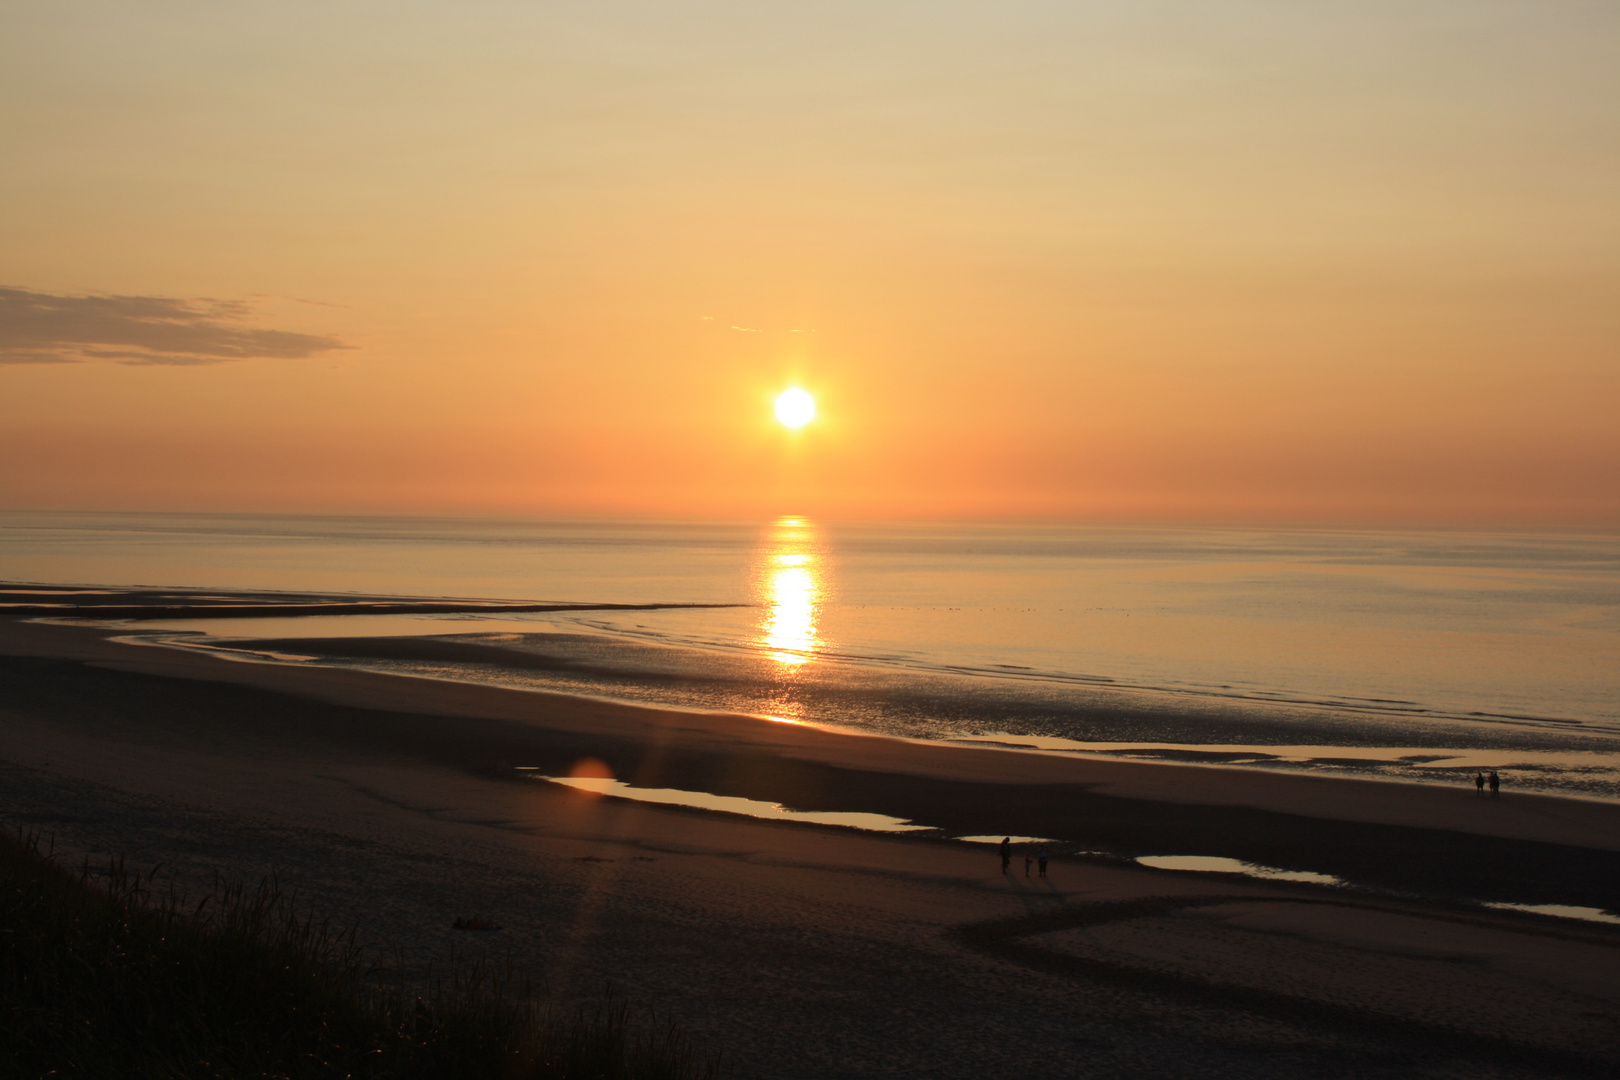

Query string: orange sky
[2,2,1615,525]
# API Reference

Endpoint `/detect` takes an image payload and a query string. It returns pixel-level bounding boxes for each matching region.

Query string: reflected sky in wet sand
[1137,854,1343,885]
[1484,902,1620,926]
[527,772,929,832]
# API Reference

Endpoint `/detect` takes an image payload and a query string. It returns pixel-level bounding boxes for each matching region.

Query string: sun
[774,387,816,429]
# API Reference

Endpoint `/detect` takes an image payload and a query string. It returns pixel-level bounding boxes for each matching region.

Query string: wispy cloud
[730,325,762,333]
[0,286,351,366]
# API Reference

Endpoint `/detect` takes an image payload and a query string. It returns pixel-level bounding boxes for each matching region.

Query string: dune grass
[0,831,722,1079]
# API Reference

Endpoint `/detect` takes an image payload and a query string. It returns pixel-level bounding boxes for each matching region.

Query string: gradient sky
[2,1,1615,524]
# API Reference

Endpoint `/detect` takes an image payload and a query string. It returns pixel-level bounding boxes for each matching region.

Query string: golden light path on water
[759,516,821,666]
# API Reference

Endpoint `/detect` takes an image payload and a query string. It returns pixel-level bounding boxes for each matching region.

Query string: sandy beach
[3,616,1618,1078]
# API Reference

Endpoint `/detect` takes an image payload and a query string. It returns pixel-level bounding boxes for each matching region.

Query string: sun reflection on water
[759,516,822,667]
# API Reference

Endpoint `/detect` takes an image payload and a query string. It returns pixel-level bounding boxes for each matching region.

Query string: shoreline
[122,626,1620,791]
[10,580,1619,805]
[117,624,1576,799]
[107,609,1620,739]
[5,616,1620,864]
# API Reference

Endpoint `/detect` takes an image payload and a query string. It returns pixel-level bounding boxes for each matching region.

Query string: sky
[1,1,1616,525]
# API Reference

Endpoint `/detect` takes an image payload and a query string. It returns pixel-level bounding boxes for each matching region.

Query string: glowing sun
[774,387,816,428]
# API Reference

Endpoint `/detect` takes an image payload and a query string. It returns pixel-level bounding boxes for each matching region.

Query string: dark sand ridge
[3,618,1619,1077]
[0,580,744,620]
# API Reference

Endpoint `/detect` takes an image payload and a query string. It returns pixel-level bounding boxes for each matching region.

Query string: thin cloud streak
[0,287,350,366]
[0,350,78,365]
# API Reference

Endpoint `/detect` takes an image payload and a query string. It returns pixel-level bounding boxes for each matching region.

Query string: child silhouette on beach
[1024,850,1033,877]
[1000,837,1011,874]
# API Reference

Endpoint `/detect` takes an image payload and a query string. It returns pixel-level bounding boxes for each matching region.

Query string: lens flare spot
[568,757,614,780]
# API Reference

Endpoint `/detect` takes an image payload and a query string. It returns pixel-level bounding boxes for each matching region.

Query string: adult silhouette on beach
[999,836,1011,874]
[1489,771,1501,797]
[1475,772,1486,796]
[1037,847,1049,878]
[1024,850,1033,877]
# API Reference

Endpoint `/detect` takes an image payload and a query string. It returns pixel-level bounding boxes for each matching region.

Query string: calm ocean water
[4,510,1618,800]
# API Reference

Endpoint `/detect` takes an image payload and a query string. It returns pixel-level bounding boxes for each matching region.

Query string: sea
[3,510,1618,802]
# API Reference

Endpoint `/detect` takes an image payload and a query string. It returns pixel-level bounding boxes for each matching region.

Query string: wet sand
[2,618,1618,1077]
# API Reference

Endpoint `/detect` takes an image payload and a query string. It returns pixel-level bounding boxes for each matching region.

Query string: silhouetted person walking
[1037,847,1049,878]
[1475,772,1486,796]
[1489,771,1500,798]
[1024,850,1033,877]
[1000,837,1011,874]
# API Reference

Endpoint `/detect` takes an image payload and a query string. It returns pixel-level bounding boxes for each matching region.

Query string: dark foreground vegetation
[0,831,722,1080]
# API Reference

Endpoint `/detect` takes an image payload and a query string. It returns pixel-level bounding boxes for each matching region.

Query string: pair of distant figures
[999,837,1047,878]
[1475,771,1501,797]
